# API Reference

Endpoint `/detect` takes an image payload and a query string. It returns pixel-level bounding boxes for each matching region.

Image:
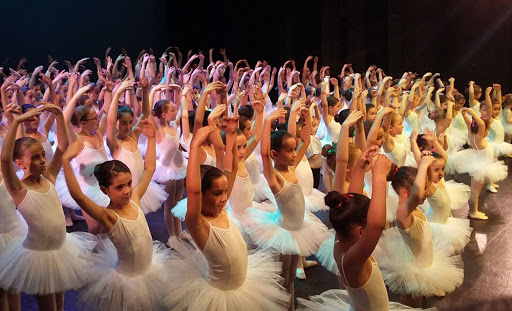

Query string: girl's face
[80,111,99,132]
[201,175,229,216]
[236,134,247,162]
[440,101,448,111]
[475,91,482,100]
[89,86,101,102]
[6,90,13,102]
[24,90,35,104]
[23,109,40,130]
[32,85,41,100]
[328,102,341,116]
[430,158,446,184]
[16,143,46,175]
[492,104,501,119]
[242,120,252,140]
[294,125,302,147]
[163,103,177,123]
[455,99,465,111]
[104,172,132,206]
[390,116,404,136]
[117,114,133,138]
[60,85,68,99]
[311,118,319,135]
[272,137,297,167]
[366,107,377,122]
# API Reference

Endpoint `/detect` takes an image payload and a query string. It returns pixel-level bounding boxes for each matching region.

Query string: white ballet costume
[114,142,168,214]
[41,136,54,162]
[295,157,328,212]
[450,138,508,184]
[0,177,95,295]
[246,170,330,256]
[321,118,341,146]
[373,214,464,297]
[487,118,512,157]
[0,179,27,254]
[447,113,468,149]
[382,136,407,167]
[419,106,435,133]
[404,111,422,138]
[425,181,472,252]
[165,212,290,311]
[297,256,432,311]
[152,132,187,183]
[80,202,171,311]
[500,109,512,135]
[56,144,110,210]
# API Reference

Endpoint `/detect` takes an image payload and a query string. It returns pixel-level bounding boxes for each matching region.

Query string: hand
[493,83,501,91]
[1,75,17,89]
[38,73,53,86]
[461,107,468,115]
[221,116,239,134]
[93,57,101,66]
[355,145,380,170]
[219,48,226,56]
[204,81,224,95]
[139,77,150,91]
[252,100,264,114]
[342,110,363,127]
[116,79,134,94]
[33,65,44,74]
[15,106,44,123]
[139,119,157,138]
[117,54,126,62]
[419,154,436,168]
[42,103,62,115]
[81,69,93,77]
[76,83,93,95]
[291,98,306,113]
[5,103,21,116]
[422,128,436,142]
[371,153,392,178]
[485,86,492,96]
[299,106,309,119]
[192,126,217,148]
[209,104,226,120]
[411,129,418,142]
[330,77,338,86]
[278,92,288,103]
[266,108,287,123]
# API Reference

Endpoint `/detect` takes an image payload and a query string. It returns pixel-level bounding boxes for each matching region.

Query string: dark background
[3,0,512,93]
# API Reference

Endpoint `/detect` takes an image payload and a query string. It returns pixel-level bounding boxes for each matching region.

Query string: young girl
[246,107,330,310]
[482,85,512,159]
[63,119,171,311]
[106,79,167,215]
[0,105,94,310]
[56,84,111,233]
[305,107,323,189]
[299,153,428,310]
[501,94,512,142]
[165,122,290,311]
[450,107,508,219]
[374,157,463,307]
[410,132,472,252]
[320,82,342,145]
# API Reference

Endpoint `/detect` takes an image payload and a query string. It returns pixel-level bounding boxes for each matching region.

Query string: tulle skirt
[296,289,433,311]
[139,181,167,214]
[164,237,290,311]
[80,237,171,311]
[444,180,471,210]
[449,149,508,184]
[304,189,328,212]
[386,187,400,223]
[489,141,512,158]
[373,227,464,297]
[253,174,277,205]
[152,163,187,183]
[245,209,330,256]
[55,172,110,210]
[315,231,339,275]
[172,198,232,221]
[0,213,27,253]
[0,232,95,295]
[429,218,473,252]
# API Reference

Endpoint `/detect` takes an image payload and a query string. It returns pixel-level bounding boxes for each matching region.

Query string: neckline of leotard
[24,176,52,195]
[109,201,142,223]
[204,210,231,231]
[275,168,298,185]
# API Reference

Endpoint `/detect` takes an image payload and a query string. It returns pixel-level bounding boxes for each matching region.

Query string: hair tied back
[335,193,354,209]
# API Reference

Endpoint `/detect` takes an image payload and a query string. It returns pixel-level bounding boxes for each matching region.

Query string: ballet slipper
[303,260,318,269]
[469,211,488,220]
[493,183,500,189]
[296,268,306,280]
[485,185,497,193]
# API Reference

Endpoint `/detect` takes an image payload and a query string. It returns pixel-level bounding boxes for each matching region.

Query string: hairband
[430,110,435,119]
[335,193,354,209]
[327,142,337,155]
[392,166,400,179]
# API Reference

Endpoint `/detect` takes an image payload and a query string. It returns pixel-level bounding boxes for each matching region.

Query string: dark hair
[238,105,254,120]
[341,89,352,101]
[200,165,225,192]
[21,104,36,113]
[388,166,417,193]
[326,96,339,108]
[429,108,446,122]
[153,100,172,118]
[93,160,131,188]
[188,110,211,132]
[71,105,95,126]
[325,191,370,238]
[470,117,490,134]
[322,144,337,171]
[13,137,40,160]
[365,103,376,113]
[220,129,244,144]
[416,134,429,150]
[363,120,373,138]
[270,130,293,152]
[334,109,355,137]
[117,105,134,120]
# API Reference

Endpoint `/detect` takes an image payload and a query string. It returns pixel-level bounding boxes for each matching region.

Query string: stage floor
[19,158,512,310]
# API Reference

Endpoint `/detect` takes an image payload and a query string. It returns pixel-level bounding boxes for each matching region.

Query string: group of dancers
[0,48,509,311]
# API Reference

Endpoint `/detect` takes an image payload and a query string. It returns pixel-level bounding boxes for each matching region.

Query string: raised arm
[194,81,223,136]
[44,104,68,181]
[107,80,133,157]
[243,100,264,160]
[262,109,287,193]
[132,120,157,202]
[222,116,239,198]
[63,84,92,142]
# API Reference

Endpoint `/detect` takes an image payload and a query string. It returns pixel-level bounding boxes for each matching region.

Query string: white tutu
[0,212,27,252]
[304,189,328,212]
[373,227,464,297]
[449,148,508,184]
[444,180,471,210]
[139,180,167,214]
[152,163,187,183]
[138,142,161,159]
[447,131,467,153]
[429,218,473,252]
[405,153,417,168]
[253,174,277,205]
[296,289,432,311]
[489,141,512,158]
[164,237,290,311]
[0,232,95,295]
[80,237,171,311]
[386,187,400,223]
[245,209,330,256]
[315,231,339,275]
[56,172,111,210]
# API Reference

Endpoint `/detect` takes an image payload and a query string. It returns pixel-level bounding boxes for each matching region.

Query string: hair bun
[324,191,344,209]
[386,163,399,182]
[321,145,332,157]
